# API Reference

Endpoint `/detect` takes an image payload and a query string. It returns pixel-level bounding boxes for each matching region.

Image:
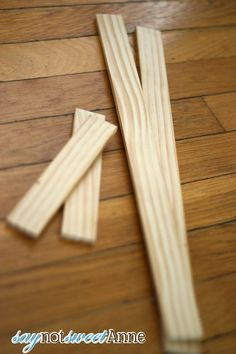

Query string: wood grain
[0,0,236,352]
[7,117,117,237]
[0,0,145,9]
[97,14,202,341]
[0,238,236,341]
[1,27,236,81]
[1,56,236,123]
[205,92,236,131]
[0,98,223,170]
[0,1,236,43]
[137,25,202,350]
[62,109,104,243]
[1,130,236,221]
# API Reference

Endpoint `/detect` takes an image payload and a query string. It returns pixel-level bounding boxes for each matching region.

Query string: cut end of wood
[61,230,97,244]
[7,215,40,239]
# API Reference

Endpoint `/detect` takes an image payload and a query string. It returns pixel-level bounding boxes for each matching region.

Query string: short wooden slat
[7,117,117,237]
[97,14,202,341]
[62,109,104,243]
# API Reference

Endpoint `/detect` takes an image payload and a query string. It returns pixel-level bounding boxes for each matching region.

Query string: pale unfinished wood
[97,14,202,341]
[137,26,203,351]
[62,109,104,243]
[7,117,117,237]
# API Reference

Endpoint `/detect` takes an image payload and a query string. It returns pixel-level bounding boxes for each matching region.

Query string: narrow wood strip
[137,25,203,350]
[97,14,202,341]
[7,117,117,237]
[62,109,104,243]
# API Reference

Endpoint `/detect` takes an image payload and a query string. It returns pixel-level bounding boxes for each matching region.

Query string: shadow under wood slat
[0,1,236,43]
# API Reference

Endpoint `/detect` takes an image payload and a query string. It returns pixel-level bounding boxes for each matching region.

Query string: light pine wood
[137,26,203,349]
[97,14,202,341]
[62,109,104,243]
[7,117,117,237]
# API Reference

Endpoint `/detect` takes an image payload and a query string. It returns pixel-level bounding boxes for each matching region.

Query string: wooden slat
[0,1,236,43]
[137,25,202,351]
[205,92,236,131]
[1,27,236,81]
[1,57,236,123]
[0,98,223,170]
[0,239,236,341]
[62,109,104,242]
[97,14,202,341]
[7,117,117,237]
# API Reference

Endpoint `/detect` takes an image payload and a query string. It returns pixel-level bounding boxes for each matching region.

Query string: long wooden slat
[1,27,236,81]
[1,57,236,124]
[97,14,202,341]
[7,117,117,237]
[62,109,104,242]
[205,92,236,131]
[0,1,236,43]
[137,25,202,352]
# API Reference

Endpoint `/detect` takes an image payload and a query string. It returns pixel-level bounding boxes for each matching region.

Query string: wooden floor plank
[1,294,236,353]
[0,1,236,43]
[1,130,236,212]
[0,240,236,341]
[0,98,222,170]
[1,27,236,81]
[0,57,236,123]
[205,92,236,131]
[1,152,236,229]
[0,0,145,9]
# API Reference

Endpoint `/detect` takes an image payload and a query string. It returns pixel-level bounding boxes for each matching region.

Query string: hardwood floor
[0,1,236,353]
